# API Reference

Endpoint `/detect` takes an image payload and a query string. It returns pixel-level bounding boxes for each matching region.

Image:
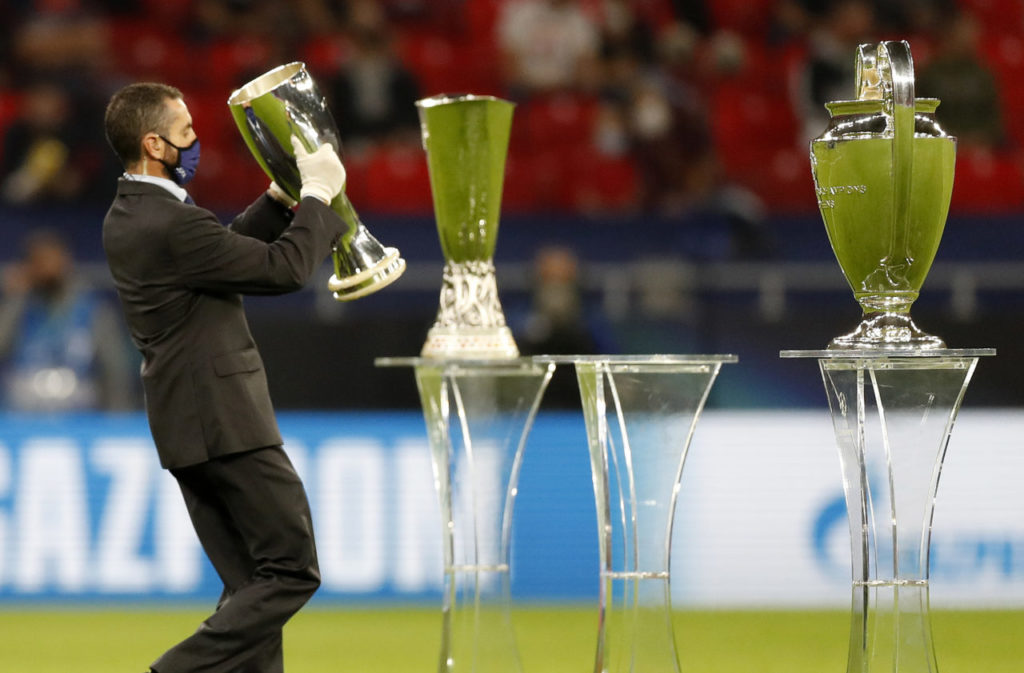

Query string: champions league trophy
[784,41,994,673]
[378,94,553,673]
[811,41,953,349]
[228,62,406,301]
[416,94,518,359]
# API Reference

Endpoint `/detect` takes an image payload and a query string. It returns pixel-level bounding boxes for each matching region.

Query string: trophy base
[328,247,406,302]
[829,312,946,350]
[421,326,520,359]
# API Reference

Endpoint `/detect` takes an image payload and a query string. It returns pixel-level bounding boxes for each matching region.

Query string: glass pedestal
[781,348,995,673]
[377,357,554,673]
[539,355,737,673]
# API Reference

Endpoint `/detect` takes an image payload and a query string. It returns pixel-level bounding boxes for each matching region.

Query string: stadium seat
[631,0,678,31]
[753,146,816,212]
[958,0,1024,33]
[982,33,1024,147]
[182,90,235,143]
[301,36,351,80]
[187,139,270,210]
[397,32,496,97]
[708,0,776,37]
[464,0,502,39]
[0,90,24,134]
[339,150,371,209]
[518,95,599,153]
[950,147,1024,213]
[501,151,543,212]
[106,19,190,84]
[201,37,277,92]
[712,83,799,181]
[362,144,434,213]
[558,147,640,213]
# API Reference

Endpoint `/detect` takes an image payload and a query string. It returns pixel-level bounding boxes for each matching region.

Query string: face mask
[159,136,201,185]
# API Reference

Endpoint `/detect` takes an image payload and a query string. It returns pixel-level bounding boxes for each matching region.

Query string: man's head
[104,82,198,182]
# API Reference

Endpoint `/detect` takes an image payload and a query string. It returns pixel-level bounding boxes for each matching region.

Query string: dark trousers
[153,446,320,673]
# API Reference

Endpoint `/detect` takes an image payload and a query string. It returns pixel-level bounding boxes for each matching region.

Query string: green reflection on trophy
[416,94,519,359]
[811,40,955,349]
[228,62,406,302]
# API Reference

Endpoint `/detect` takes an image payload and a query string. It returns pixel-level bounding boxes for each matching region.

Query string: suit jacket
[103,178,343,469]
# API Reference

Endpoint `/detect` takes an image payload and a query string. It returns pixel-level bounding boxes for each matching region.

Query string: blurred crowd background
[1,0,1024,413]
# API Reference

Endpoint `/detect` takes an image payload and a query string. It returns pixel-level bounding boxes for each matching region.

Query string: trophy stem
[421,261,519,359]
[830,312,945,350]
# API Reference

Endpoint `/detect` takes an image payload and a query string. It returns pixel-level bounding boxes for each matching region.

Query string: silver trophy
[417,94,518,358]
[228,62,405,301]
[811,41,954,348]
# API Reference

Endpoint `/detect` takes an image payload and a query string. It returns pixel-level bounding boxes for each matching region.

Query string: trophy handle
[856,40,915,290]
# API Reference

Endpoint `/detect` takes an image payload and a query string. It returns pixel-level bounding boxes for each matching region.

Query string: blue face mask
[159,136,201,186]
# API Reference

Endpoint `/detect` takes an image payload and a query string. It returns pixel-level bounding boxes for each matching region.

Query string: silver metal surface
[811,41,955,349]
[228,62,406,301]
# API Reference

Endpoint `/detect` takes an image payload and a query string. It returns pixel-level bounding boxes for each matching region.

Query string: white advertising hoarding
[672,410,1024,608]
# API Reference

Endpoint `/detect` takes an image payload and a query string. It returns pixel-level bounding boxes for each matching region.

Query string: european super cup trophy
[228,62,406,301]
[811,41,954,348]
[416,94,518,359]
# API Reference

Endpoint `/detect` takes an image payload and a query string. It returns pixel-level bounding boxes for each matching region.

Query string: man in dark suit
[102,82,347,673]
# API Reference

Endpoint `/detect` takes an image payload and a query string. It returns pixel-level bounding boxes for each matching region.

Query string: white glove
[291,135,346,204]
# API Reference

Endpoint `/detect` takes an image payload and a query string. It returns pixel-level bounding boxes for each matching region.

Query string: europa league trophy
[228,62,406,301]
[416,94,518,359]
[375,94,553,673]
[786,41,995,673]
[811,41,954,348]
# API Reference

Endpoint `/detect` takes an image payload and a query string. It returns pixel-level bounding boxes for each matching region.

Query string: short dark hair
[104,82,183,167]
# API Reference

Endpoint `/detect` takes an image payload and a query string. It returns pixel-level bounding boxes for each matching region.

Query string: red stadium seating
[20,0,1024,219]
[516,95,599,154]
[951,146,1024,213]
[982,33,1024,147]
[397,31,500,97]
[361,144,434,213]
[958,0,1024,33]
[200,37,277,92]
[558,147,640,213]
[107,19,190,85]
[712,82,799,181]
[708,0,776,37]
[301,36,351,79]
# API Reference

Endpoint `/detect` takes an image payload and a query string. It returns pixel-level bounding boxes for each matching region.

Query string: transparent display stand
[539,355,737,673]
[376,357,554,673]
[781,348,995,673]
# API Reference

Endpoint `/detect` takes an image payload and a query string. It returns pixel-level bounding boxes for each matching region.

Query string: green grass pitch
[0,607,1021,672]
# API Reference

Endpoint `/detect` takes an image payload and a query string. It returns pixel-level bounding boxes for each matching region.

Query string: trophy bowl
[810,41,955,349]
[228,62,406,301]
[416,93,519,359]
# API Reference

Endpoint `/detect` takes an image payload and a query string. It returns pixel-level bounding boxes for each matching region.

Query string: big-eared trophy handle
[856,40,915,287]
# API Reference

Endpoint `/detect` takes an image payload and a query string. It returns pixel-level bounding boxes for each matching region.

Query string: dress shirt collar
[123,172,190,202]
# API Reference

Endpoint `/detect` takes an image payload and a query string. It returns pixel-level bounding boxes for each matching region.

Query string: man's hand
[291,136,346,205]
